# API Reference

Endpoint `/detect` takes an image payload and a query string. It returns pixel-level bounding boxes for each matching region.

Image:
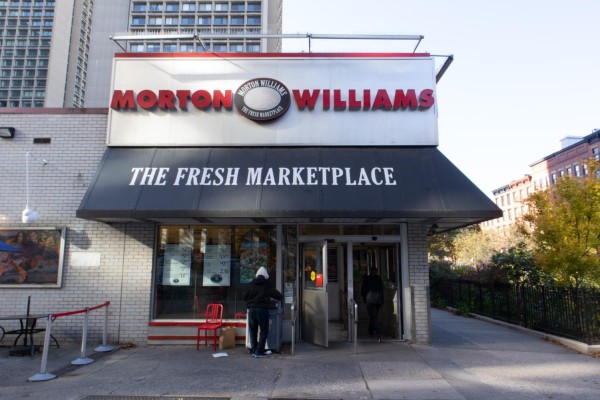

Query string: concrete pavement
[2,308,600,400]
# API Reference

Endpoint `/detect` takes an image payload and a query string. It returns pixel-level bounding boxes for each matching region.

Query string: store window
[153,225,277,320]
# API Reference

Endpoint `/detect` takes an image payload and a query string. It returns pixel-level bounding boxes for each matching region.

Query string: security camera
[22,207,39,223]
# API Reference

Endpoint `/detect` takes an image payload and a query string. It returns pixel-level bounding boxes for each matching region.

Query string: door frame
[297,232,409,344]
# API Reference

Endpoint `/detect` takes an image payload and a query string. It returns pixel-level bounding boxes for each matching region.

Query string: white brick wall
[0,110,155,345]
[408,223,431,344]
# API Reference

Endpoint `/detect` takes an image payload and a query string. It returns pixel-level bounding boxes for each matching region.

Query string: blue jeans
[248,307,269,355]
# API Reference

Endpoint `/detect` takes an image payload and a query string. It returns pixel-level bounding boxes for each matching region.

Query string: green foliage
[429,260,458,281]
[432,297,448,309]
[428,232,456,263]
[523,159,600,288]
[455,299,475,316]
[491,242,553,286]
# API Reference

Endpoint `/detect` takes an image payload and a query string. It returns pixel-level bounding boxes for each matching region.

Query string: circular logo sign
[234,78,291,121]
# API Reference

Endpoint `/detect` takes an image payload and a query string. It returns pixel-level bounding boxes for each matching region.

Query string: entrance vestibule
[300,235,404,348]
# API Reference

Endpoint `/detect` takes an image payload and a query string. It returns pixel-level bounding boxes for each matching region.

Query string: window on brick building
[574,164,580,177]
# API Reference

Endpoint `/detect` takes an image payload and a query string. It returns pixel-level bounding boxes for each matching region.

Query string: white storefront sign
[107,54,438,147]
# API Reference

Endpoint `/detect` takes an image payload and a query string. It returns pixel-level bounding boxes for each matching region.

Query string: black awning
[77,147,501,231]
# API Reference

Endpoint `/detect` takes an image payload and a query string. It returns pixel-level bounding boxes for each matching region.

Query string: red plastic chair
[196,304,223,351]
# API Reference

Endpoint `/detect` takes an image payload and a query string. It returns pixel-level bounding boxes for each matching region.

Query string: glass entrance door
[353,244,401,340]
[301,241,328,347]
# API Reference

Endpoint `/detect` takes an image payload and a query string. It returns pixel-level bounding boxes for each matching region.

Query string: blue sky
[281,0,600,196]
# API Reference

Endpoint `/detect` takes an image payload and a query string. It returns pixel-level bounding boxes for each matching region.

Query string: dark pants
[248,307,269,355]
[367,303,381,337]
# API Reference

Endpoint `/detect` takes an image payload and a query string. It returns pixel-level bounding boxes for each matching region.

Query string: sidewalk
[2,308,600,400]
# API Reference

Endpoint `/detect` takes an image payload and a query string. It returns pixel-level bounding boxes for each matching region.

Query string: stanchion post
[95,302,115,352]
[291,303,295,355]
[71,308,94,365]
[28,315,56,382]
[353,301,358,354]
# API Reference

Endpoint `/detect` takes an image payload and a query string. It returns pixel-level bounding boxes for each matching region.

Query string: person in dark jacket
[361,267,384,342]
[244,266,283,358]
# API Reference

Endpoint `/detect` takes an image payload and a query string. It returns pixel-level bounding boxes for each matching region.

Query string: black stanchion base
[9,345,40,357]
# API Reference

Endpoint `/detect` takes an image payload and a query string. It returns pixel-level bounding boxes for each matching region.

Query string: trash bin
[245,299,282,352]
[266,299,282,351]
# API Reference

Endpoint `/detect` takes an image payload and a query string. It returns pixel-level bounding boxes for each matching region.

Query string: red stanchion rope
[51,301,110,319]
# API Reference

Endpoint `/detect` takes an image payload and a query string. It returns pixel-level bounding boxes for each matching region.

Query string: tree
[490,242,552,285]
[522,159,600,288]
[428,231,457,264]
[453,228,496,267]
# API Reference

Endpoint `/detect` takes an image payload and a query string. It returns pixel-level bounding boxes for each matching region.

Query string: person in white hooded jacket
[244,266,283,358]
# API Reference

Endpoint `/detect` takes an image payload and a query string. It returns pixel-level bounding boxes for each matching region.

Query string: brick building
[483,130,600,232]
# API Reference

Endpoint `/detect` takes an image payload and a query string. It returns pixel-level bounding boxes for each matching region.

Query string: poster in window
[239,241,268,284]
[163,243,192,286]
[0,227,66,288]
[203,244,231,286]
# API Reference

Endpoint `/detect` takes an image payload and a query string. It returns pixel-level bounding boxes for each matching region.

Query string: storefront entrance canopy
[76,147,501,233]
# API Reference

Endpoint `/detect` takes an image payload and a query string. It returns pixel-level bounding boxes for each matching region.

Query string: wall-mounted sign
[107,54,438,147]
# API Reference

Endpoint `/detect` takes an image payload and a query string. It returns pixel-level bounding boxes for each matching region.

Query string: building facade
[0,53,500,349]
[483,130,600,231]
[1,0,282,108]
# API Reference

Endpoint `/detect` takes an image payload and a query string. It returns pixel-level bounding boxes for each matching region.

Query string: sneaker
[252,353,266,358]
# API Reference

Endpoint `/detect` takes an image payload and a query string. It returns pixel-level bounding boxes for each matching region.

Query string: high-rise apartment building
[0,0,282,108]
[0,0,93,108]
[124,1,282,54]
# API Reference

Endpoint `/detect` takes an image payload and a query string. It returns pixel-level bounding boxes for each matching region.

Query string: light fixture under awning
[76,147,501,232]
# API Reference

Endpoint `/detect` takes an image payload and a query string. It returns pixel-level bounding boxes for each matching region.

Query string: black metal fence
[431,279,600,345]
